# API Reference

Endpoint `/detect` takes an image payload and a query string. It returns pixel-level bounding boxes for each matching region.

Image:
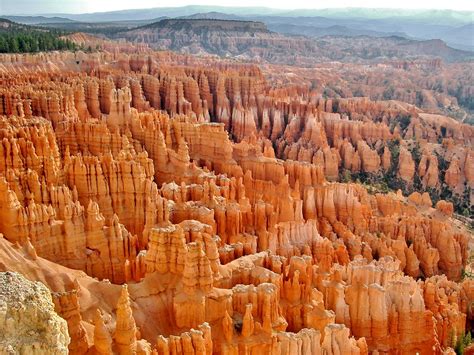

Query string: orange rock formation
[0,49,471,355]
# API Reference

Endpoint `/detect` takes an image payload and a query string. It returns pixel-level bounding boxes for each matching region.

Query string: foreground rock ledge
[0,271,70,354]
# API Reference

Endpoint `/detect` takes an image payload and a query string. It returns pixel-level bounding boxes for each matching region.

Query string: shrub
[454,331,472,355]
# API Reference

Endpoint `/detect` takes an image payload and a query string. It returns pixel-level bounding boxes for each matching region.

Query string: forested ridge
[0,19,77,52]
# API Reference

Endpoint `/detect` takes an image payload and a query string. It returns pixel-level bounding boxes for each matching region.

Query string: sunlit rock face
[0,46,471,355]
[0,271,70,354]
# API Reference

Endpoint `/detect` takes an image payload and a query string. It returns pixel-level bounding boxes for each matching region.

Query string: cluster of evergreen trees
[0,23,78,53]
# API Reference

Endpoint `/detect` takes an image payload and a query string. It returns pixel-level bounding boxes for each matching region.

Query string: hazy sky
[1,0,473,15]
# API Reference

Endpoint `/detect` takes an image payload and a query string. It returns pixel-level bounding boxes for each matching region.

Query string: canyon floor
[0,27,473,355]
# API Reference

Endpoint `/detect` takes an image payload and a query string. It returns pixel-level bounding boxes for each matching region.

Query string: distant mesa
[141,18,270,32]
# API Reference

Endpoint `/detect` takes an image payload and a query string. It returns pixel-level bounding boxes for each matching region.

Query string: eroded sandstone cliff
[0,48,471,354]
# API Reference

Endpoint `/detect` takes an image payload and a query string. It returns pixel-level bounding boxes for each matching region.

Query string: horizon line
[4,5,474,16]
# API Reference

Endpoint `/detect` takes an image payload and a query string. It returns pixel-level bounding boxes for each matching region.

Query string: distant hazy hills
[39,6,472,25]
[3,16,76,24]
[5,6,474,52]
[435,23,474,51]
